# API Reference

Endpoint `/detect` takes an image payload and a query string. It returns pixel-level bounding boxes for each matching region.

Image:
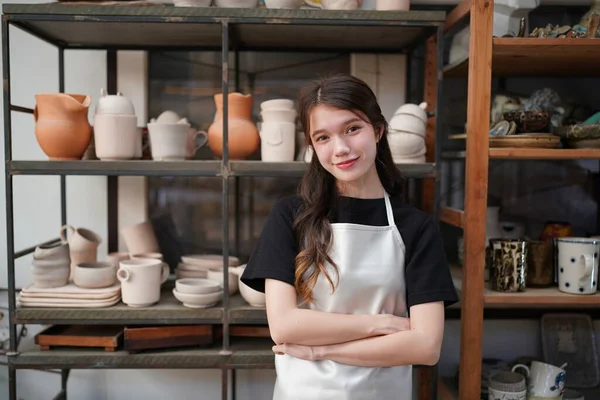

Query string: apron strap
[383,192,394,227]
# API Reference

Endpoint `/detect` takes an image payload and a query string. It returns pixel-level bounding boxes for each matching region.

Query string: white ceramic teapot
[95,88,135,115]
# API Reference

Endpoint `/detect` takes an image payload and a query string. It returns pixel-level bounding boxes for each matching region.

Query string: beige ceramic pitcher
[117,258,169,307]
[59,225,102,278]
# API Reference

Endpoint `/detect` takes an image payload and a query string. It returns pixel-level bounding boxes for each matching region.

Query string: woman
[241,74,458,400]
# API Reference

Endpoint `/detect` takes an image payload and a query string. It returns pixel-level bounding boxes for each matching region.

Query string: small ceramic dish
[73,262,117,289]
[172,288,222,308]
[175,278,221,295]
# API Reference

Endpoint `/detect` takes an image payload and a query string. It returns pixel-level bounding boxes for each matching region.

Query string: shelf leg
[61,369,70,399]
[59,47,67,226]
[222,368,229,400]
[459,1,494,399]
[231,369,237,400]
[9,366,16,400]
[3,19,18,400]
[107,50,119,253]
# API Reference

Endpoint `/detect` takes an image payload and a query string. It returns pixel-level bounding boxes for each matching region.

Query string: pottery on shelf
[34,93,93,160]
[72,261,117,289]
[388,101,428,163]
[376,0,409,10]
[207,93,260,160]
[259,99,297,162]
[94,89,139,161]
[59,225,102,279]
[117,258,169,308]
[30,241,71,289]
[232,265,265,308]
[120,221,160,256]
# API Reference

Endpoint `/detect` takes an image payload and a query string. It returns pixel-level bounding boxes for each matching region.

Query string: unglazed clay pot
[207,93,259,160]
[34,93,93,160]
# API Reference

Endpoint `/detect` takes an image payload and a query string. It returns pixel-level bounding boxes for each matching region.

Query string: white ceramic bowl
[175,278,221,295]
[176,268,208,279]
[172,288,222,308]
[389,114,426,138]
[238,279,266,307]
[180,254,240,269]
[73,262,117,289]
[214,0,257,7]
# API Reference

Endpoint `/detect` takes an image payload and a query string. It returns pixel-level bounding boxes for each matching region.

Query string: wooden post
[421,35,438,216]
[459,0,493,399]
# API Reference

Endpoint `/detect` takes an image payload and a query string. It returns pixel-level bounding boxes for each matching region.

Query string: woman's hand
[273,343,320,361]
[371,314,411,336]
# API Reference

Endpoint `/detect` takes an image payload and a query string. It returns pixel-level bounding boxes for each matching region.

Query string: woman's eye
[315,135,328,142]
[347,125,360,133]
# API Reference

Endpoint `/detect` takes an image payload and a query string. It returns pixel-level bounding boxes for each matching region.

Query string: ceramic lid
[95,88,135,115]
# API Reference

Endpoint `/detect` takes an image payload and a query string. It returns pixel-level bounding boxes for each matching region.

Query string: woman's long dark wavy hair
[293,74,405,305]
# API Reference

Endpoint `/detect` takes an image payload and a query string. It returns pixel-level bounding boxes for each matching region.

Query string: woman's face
[308,104,380,188]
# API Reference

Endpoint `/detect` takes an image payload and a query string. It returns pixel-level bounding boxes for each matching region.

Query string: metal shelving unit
[2,4,446,399]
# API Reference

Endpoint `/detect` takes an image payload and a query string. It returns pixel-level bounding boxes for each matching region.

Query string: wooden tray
[214,325,272,340]
[35,325,123,352]
[124,325,213,353]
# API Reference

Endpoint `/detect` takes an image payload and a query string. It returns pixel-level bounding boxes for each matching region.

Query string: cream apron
[273,192,410,400]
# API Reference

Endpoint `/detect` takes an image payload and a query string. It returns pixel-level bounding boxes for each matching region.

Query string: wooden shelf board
[9,337,275,370]
[489,147,600,160]
[444,38,600,77]
[451,265,600,308]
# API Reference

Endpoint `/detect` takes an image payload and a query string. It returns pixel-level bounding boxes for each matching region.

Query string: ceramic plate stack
[17,283,121,308]
[175,254,240,279]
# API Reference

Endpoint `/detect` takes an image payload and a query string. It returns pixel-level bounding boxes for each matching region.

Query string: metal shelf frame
[2,5,446,400]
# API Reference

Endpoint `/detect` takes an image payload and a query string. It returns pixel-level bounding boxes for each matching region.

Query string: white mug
[512,361,566,397]
[556,237,599,295]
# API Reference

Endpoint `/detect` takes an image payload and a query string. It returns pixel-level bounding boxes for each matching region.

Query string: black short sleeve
[240,196,301,293]
[404,216,459,309]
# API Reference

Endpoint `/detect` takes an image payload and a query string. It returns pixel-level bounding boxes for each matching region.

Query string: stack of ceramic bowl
[259,99,297,162]
[388,101,428,163]
[93,89,140,160]
[175,254,240,294]
[172,278,222,308]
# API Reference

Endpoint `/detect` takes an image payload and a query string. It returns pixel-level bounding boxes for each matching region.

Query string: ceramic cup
[556,237,599,295]
[512,361,566,398]
[120,221,160,255]
[487,371,527,400]
[117,258,169,307]
[489,239,528,292]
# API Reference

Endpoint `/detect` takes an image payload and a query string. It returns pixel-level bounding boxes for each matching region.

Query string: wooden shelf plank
[451,265,600,308]
[445,38,600,77]
[440,206,464,228]
[489,147,600,160]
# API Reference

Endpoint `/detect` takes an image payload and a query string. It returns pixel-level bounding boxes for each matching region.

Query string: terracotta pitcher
[34,93,93,160]
[207,93,259,159]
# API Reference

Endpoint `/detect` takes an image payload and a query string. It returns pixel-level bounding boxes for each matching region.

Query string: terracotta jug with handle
[34,93,92,160]
[207,93,259,160]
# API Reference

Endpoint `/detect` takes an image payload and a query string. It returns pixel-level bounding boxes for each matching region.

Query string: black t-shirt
[241,194,459,310]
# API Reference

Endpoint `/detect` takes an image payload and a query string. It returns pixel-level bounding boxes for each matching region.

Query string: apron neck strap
[383,192,394,226]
